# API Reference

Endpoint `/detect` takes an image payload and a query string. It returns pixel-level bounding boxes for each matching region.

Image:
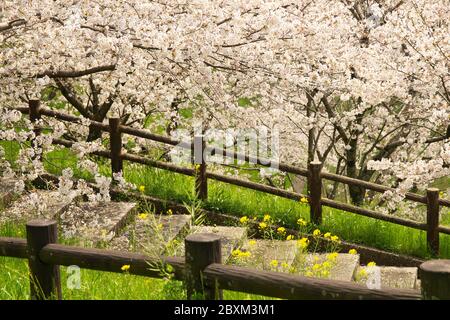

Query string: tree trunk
[346,138,365,205]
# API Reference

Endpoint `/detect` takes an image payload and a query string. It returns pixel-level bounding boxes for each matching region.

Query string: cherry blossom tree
[0,0,448,210]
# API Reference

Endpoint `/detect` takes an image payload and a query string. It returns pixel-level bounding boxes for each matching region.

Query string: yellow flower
[167,209,173,215]
[281,262,289,269]
[286,235,295,241]
[439,191,444,198]
[157,223,164,230]
[195,164,201,171]
[248,240,257,246]
[300,197,309,203]
[232,249,242,257]
[305,271,314,277]
[277,227,286,235]
[348,249,357,255]
[240,216,249,224]
[263,214,271,222]
[324,232,331,238]
[239,251,251,258]
[138,213,148,220]
[121,265,130,272]
[321,270,330,277]
[327,252,338,261]
[270,260,278,267]
[259,222,267,230]
[297,237,309,249]
[322,261,331,269]
[312,264,321,271]
[367,261,377,267]
[138,185,145,193]
[330,235,340,243]
[358,268,367,277]
[313,229,321,237]
[297,218,307,226]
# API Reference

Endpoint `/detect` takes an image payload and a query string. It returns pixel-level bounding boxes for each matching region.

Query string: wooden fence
[10,100,450,257]
[3,219,450,300]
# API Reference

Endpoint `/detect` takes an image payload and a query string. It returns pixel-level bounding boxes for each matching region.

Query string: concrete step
[109,214,191,255]
[0,189,78,224]
[175,226,247,263]
[59,201,138,244]
[229,239,298,272]
[292,253,360,281]
[354,266,419,290]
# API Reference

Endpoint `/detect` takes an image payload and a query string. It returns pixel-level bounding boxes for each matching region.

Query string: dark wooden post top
[419,259,450,300]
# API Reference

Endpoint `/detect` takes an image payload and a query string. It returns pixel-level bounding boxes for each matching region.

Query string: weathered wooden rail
[3,220,449,300]
[9,101,450,256]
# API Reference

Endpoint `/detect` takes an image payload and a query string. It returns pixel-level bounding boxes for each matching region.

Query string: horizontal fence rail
[3,221,446,300]
[7,102,450,256]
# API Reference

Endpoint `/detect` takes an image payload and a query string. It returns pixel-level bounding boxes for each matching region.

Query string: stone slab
[293,253,360,281]
[59,201,137,243]
[230,239,299,272]
[109,214,191,255]
[355,266,418,290]
[0,190,77,224]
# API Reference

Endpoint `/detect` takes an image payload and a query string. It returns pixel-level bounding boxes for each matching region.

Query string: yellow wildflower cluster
[240,216,249,224]
[286,235,295,241]
[297,218,307,226]
[324,232,340,243]
[232,249,251,259]
[121,265,130,272]
[300,197,309,204]
[313,229,321,237]
[303,253,339,278]
[348,249,357,255]
[259,222,267,230]
[248,240,257,246]
[263,214,271,222]
[277,227,286,236]
[138,185,145,193]
[167,209,173,215]
[138,213,148,220]
[326,252,338,262]
[297,237,309,250]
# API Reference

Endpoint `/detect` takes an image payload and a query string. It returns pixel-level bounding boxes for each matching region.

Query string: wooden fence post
[426,188,440,256]
[194,135,207,201]
[109,118,123,178]
[308,161,322,225]
[185,233,222,300]
[419,259,450,299]
[26,220,61,300]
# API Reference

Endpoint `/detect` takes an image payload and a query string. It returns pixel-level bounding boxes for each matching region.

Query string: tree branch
[36,64,116,79]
